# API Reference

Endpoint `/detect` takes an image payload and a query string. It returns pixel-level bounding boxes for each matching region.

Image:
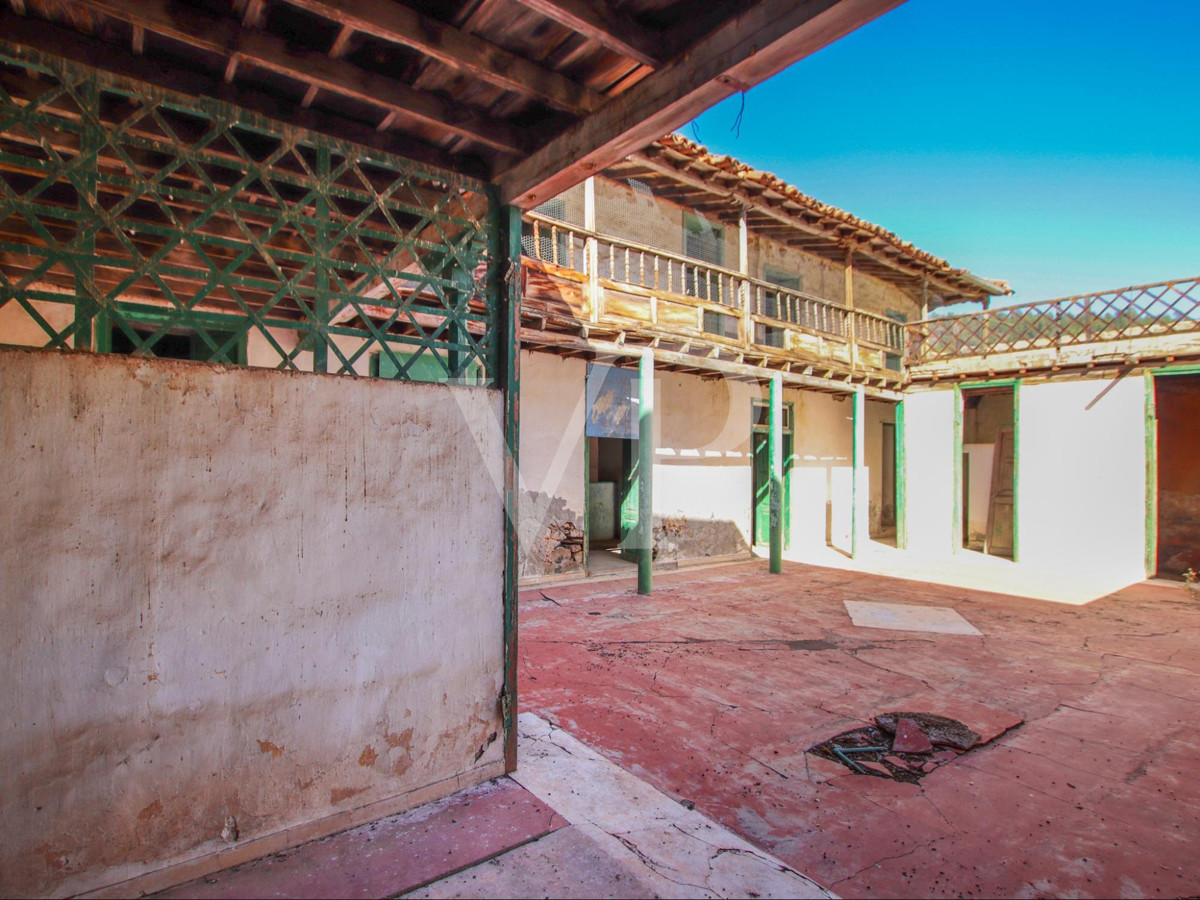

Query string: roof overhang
[1,0,907,197]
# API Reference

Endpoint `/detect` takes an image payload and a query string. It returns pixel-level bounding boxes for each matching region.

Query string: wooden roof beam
[510,0,662,67]
[67,0,526,155]
[498,0,906,207]
[280,0,598,114]
[630,151,981,299]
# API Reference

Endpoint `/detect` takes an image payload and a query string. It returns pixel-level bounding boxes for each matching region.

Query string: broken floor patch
[808,710,1022,783]
[844,600,981,635]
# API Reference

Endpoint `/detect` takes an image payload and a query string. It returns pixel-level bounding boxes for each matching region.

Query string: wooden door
[985,426,1015,557]
[752,431,792,548]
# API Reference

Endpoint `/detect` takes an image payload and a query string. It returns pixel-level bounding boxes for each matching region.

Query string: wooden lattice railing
[906,275,1200,364]
[522,212,905,363]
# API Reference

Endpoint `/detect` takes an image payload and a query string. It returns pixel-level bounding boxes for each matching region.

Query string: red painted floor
[519,561,1200,899]
[154,778,566,899]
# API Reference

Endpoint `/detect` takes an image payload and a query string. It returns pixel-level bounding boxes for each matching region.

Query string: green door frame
[752,397,793,552]
[1145,363,1200,577]
[953,379,1021,562]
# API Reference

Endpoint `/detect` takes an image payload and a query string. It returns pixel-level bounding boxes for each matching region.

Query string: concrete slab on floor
[409,714,832,899]
[843,600,982,635]
[520,559,1200,899]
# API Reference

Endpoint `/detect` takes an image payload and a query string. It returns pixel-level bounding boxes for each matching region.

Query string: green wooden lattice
[0,44,499,383]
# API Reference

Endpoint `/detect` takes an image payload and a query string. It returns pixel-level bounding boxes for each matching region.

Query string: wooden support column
[312,145,330,373]
[638,347,654,595]
[492,199,523,772]
[895,398,908,550]
[1144,370,1158,577]
[769,372,783,574]
[738,207,750,345]
[584,175,599,323]
[74,75,101,351]
[844,246,857,369]
[851,384,866,557]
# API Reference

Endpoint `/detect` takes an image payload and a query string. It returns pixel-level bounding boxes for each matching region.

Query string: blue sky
[689,0,1200,305]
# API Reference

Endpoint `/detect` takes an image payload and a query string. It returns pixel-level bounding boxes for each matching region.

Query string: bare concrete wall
[0,349,505,898]
[1020,376,1146,580]
[518,351,587,578]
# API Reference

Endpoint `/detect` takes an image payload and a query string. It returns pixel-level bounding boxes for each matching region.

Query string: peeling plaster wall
[518,351,587,578]
[903,389,958,556]
[652,372,756,562]
[1020,376,1146,581]
[0,349,505,898]
[786,389,855,554]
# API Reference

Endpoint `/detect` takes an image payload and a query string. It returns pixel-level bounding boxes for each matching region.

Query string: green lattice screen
[0,45,499,383]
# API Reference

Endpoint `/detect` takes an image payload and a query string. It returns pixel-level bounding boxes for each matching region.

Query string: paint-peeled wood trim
[637,347,654,594]
[851,385,865,558]
[952,383,963,554]
[1012,380,1021,563]
[495,201,523,773]
[769,373,783,573]
[895,398,907,550]
[1144,370,1158,577]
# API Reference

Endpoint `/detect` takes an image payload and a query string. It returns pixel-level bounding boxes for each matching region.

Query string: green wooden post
[895,398,908,550]
[769,373,783,574]
[952,384,963,554]
[1144,370,1158,577]
[851,386,866,558]
[488,198,522,772]
[74,75,100,351]
[638,347,654,594]
[312,145,330,374]
[1012,381,1021,563]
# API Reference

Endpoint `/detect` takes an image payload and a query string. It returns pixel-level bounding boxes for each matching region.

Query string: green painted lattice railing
[0,44,500,383]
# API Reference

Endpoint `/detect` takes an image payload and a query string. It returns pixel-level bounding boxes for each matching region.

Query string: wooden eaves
[1,0,908,194]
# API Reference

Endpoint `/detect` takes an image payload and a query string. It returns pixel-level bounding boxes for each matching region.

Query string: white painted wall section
[903,389,957,556]
[1019,376,1147,581]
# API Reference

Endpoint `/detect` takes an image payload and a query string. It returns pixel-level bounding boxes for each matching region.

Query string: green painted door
[753,431,793,548]
[619,439,639,560]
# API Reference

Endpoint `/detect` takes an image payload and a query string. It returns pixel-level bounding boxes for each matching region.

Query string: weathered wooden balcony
[906,275,1200,380]
[520,212,906,385]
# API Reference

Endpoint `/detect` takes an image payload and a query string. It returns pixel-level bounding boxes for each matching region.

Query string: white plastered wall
[902,388,958,556]
[0,348,505,898]
[787,388,854,554]
[1018,376,1147,581]
[652,370,757,559]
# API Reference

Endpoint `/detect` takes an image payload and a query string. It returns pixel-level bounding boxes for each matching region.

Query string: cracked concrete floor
[408,715,829,899]
[519,560,1200,899]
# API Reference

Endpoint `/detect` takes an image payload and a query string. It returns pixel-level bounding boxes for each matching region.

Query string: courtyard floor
[519,559,1200,899]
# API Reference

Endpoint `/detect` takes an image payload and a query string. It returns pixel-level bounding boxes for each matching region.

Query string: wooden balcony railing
[522,213,905,373]
[906,275,1200,364]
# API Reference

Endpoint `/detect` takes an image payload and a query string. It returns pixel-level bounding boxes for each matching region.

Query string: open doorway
[585,363,640,575]
[587,436,639,573]
[1155,373,1200,578]
[961,386,1015,557]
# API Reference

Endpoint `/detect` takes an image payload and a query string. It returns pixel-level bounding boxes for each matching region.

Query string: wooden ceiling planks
[0,0,906,202]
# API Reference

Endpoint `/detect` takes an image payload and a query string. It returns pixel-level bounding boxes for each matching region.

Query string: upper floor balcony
[520,211,908,387]
[906,275,1200,381]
